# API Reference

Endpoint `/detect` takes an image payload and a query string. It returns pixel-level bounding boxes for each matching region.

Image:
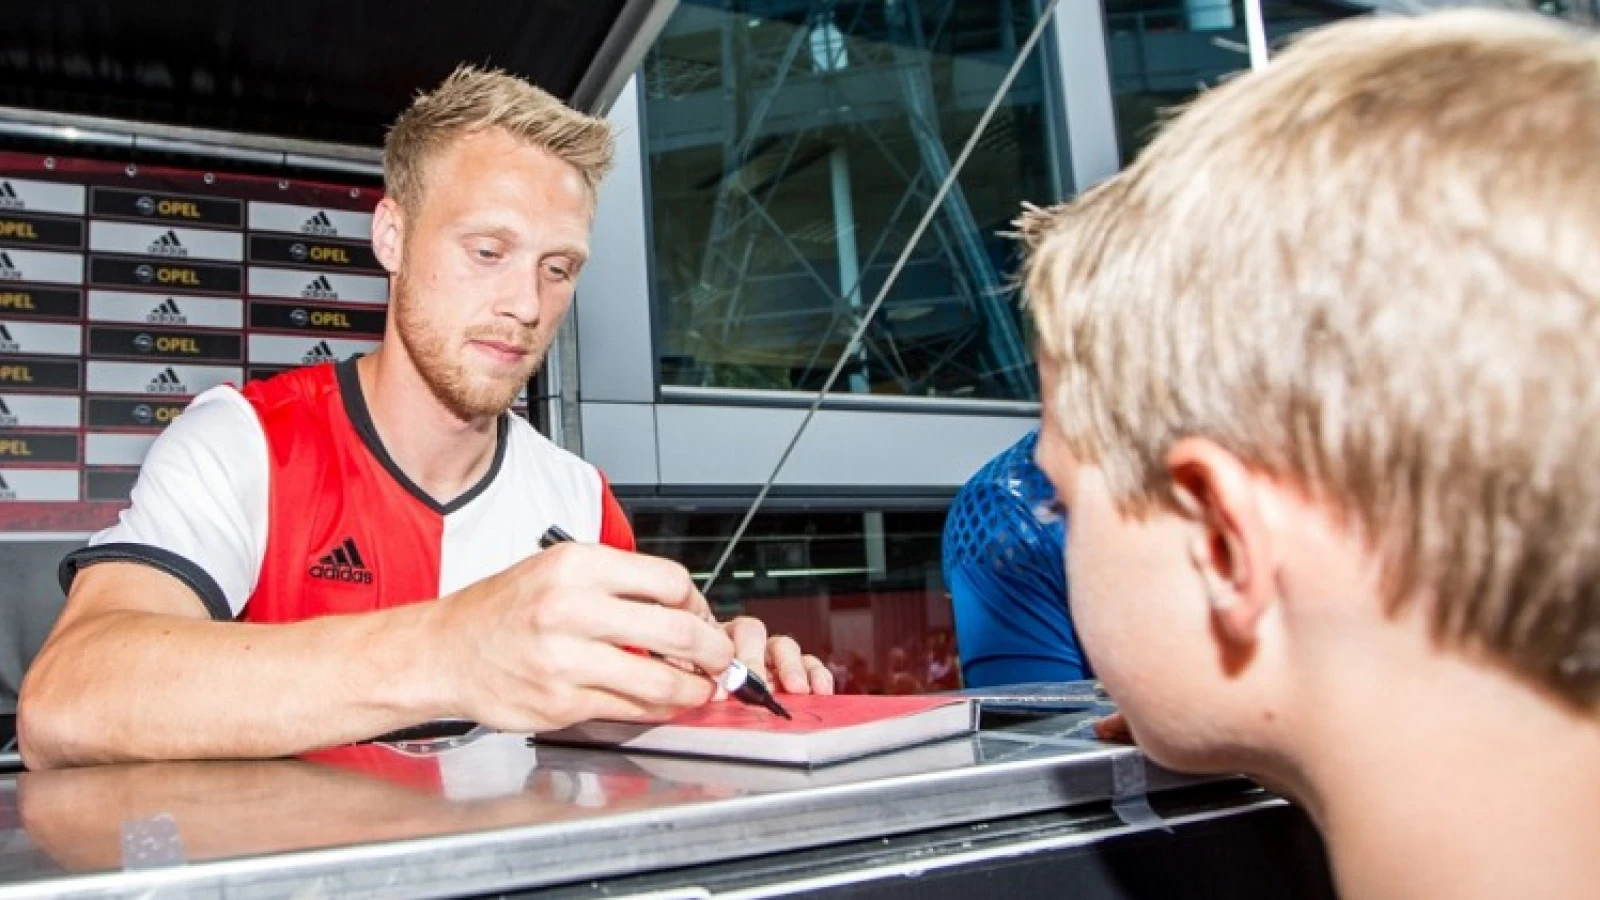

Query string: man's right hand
[431,543,734,732]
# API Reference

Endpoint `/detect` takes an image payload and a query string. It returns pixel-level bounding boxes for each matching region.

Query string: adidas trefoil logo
[147,366,186,395]
[300,210,337,237]
[302,340,336,364]
[308,536,373,584]
[147,229,188,258]
[300,274,338,300]
[145,298,186,325]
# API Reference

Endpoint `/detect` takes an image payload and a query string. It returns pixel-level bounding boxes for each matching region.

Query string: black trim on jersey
[59,543,234,622]
[334,356,510,516]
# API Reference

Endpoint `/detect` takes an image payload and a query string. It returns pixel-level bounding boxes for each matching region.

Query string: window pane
[1107,0,1361,161]
[644,1,1061,402]
[633,508,962,695]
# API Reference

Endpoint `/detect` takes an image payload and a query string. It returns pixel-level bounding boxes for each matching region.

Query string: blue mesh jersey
[942,430,1091,687]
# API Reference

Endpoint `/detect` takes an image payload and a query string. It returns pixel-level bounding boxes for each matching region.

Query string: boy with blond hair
[1023,10,1599,898]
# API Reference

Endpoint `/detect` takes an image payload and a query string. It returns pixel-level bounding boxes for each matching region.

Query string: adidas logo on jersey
[0,397,15,428]
[147,229,188,258]
[0,182,21,211]
[0,473,13,501]
[0,252,20,281]
[309,537,373,584]
[0,323,17,353]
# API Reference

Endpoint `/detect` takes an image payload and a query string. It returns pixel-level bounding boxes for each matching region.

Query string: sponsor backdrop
[0,151,532,536]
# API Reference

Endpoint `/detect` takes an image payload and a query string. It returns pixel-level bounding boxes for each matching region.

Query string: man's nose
[495,262,542,325]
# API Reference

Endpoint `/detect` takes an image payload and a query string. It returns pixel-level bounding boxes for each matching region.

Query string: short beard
[393,273,544,421]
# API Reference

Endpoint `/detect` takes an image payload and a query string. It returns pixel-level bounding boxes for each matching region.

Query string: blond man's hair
[1023,10,1600,709]
[383,65,614,212]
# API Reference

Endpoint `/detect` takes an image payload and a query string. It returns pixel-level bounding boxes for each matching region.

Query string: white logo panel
[89,221,244,262]
[0,394,80,428]
[248,334,378,366]
[247,266,388,305]
[0,179,86,216]
[0,321,82,356]
[85,361,241,395]
[248,202,374,240]
[0,248,84,285]
[85,433,158,466]
[0,469,80,502]
[88,290,244,329]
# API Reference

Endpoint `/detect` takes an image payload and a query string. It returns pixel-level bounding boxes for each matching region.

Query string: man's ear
[371,198,405,276]
[1166,437,1281,648]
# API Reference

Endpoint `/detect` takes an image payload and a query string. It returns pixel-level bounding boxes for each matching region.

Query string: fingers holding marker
[800,654,834,695]
[723,616,772,683]
[765,635,811,694]
[577,594,735,677]
[531,530,792,718]
[535,533,715,618]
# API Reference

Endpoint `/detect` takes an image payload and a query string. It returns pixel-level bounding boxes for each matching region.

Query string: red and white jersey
[61,359,634,622]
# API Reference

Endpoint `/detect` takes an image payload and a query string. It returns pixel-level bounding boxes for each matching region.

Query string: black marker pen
[538,525,791,719]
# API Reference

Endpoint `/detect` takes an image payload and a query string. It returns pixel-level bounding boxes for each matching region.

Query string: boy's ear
[1166,438,1282,649]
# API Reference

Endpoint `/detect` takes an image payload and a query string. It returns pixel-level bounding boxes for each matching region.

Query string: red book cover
[536,694,976,768]
[661,694,958,731]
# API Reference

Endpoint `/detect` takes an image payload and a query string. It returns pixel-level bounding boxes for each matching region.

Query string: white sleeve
[60,386,269,620]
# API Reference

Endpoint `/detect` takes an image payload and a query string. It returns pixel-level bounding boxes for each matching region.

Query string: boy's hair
[383,65,615,212]
[1022,10,1600,708]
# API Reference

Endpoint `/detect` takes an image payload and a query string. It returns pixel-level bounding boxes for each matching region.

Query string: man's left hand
[722,617,834,695]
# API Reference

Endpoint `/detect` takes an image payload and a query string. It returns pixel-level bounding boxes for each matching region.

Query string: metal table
[0,700,1333,898]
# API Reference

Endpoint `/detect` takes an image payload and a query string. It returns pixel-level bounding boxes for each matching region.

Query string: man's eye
[475,247,502,261]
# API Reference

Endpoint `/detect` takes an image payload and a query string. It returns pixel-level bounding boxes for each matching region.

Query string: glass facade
[633,508,962,694]
[643,0,1065,402]
[1106,0,1361,160]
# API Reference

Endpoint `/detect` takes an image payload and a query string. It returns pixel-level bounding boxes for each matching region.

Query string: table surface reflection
[0,691,1216,898]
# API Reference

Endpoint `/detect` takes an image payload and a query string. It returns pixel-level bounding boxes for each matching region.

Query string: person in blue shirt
[941,429,1091,687]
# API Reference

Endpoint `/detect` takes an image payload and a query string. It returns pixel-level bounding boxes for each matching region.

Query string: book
[612,731,980,790]
[535,694,978,768]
